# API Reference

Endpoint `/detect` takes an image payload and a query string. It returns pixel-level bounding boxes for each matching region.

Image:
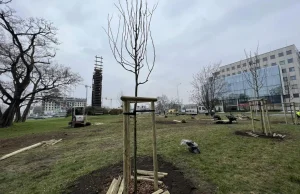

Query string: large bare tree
[0,5,81,127]
[241,46,267,132]
[105,0,157,192]
[190,63,226,115]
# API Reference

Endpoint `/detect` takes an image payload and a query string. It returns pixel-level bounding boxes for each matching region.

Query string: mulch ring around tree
[235,130,287,140]
[65,156,200,194]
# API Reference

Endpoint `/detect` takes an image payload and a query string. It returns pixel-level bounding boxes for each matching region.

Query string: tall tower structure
[92,56,103,108]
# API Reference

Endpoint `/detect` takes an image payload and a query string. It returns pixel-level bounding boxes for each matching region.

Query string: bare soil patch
[235,130,286,140]
[65,156,202,194]
[156,120,177,124]
[0,132,70,155]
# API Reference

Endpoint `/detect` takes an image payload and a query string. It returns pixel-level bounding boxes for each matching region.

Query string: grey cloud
[6,0,300,106]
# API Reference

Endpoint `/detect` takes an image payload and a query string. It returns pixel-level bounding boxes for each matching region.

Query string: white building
[43,97,86,115]
[218,44,300,104]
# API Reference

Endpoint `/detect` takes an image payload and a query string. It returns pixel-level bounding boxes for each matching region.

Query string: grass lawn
[0,114,300,193]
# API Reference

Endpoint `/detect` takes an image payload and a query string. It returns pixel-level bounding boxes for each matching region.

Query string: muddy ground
[65,156,203,194]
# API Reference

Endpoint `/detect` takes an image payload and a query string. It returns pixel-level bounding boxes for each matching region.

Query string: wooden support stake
[283,104,287,124]
[152,189,164,194]
[123,101,130,194]
[137,175,164,179]
[126,101,131,184]
[151,101,159,190]
[292,102,297,125]
[250,103,255,132]
[111,176,122,194]
[261,100,267,135]
[264,102,271,134]
[0,142,44,161]
[117,178,124,194]
[137,170,168,176]
[106,178,117,194]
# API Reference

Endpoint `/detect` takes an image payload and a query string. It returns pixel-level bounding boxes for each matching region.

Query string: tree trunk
[0,100,19,128]
[255,90,265,134]
[133,75,138,194]
[21,94,36,122]
[14,107,21,123]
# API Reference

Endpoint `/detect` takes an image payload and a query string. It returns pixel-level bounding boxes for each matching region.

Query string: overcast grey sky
[10,0,300,107]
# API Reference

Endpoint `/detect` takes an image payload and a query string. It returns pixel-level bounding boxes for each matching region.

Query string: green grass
[0,114,300,193]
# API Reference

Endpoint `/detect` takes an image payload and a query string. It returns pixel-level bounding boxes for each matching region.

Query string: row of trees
[0,1,81,127]
[156,94,181,113]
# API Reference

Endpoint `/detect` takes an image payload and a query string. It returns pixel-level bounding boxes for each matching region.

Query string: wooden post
[123,101,130,194]
[264,101,271,134]
[126,101,131,184]
[261,100,267,135]
[151,101,159,190]
[250,102,255,132]
[283,103,287,124]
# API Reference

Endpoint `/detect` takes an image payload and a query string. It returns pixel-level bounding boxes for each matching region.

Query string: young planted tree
[241,46,267,133]
[105,0,157,192]
[190,63,226,115]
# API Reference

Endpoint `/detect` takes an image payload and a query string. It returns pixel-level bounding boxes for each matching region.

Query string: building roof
[220,44,297,68]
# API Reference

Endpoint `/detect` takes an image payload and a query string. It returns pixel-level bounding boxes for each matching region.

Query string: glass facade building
[223,65,282,103]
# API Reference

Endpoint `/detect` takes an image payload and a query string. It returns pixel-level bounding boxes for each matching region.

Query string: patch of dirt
[156,120,177,124]
[65,156,201,194]
[128,180,168,194]
[270,120,288,124]
[235,130,286,140]
[0,131,70,155]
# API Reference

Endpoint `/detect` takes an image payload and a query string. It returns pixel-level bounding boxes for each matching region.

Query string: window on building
[232,66,235,70]
[222,69,225,72]
[286,50,292,55]
[290,76,296,80]
[278,52,284,57]
[270,55,275,59]
[289,67,295,72]
[292,84,298,89]
[282,69,286,73]
[227,68,230,71]
[242,63,246,67]
[222,75,225,78]
[237,65,241,68]
[238,71,241,74]
[279,61,285,65]
[227,74,230,76]
[271,62,277,66]
[293,93,299,98]
[232,73,236,75]
[243,70,247,72]
[283,77,288,81]
[263,57,268,62]
[264,64,268,67]
[288,58,293,63]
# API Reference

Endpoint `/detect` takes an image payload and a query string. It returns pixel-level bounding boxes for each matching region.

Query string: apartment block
[43,97,86,114]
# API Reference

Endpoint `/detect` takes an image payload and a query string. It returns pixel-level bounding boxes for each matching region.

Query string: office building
[218,44,300,110]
